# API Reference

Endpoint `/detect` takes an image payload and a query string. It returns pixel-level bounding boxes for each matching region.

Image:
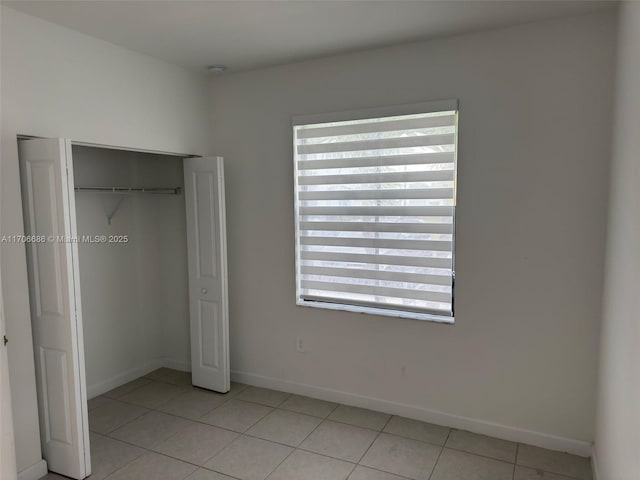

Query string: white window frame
[292,99,458,323]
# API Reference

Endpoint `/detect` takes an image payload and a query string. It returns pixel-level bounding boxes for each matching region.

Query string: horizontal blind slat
[298,170,454,185]
[297,152,454,170]
[301,280,451,303]
[301,266,452,286]
[299,221,453,234]
[296,114,456,139]
[300,251,452,269]
[300,235,452,252]
[299,188,453,201]
[296,133,455,154]
[301,294,450,316]
[299,205,453,217]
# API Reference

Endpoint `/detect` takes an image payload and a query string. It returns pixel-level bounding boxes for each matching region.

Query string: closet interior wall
[72,146,190,398]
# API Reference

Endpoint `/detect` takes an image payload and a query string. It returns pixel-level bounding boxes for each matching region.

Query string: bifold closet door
[0,268,17,480]
[18,138,91,479]
[184,157,230,393]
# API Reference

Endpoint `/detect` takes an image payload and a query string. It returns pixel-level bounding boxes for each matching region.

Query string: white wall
[0,3,622,473]
[210,11,617,450]
[132,156,192,373]
[0,6,209,475]
[594,3,640,479]
[72,146,190,398]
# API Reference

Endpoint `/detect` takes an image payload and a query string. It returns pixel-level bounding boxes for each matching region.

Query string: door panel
[18,138,90,479]
[195,173,217,278]
[0,253,17,480]
[28,162,65,317]
[40,347,72,444]
[184,157,229,393]
[199,300,219,369]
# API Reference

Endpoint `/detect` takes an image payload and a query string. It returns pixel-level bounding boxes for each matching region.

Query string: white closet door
[184,157,229,393]
[0,267,17,480]
[18,138,90,479]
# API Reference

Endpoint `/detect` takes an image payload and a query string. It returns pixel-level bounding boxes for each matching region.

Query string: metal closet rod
[74,186,181,195]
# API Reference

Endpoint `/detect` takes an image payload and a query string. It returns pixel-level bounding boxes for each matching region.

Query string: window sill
[296,299,455,324]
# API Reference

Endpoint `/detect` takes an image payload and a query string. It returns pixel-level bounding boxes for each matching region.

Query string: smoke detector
[207,65,227,74]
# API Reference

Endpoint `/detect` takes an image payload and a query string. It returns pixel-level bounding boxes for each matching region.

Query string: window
[292,100,458,322]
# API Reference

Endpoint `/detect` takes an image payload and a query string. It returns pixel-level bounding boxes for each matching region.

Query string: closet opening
[73,145,191,397]
[17,137,229,479]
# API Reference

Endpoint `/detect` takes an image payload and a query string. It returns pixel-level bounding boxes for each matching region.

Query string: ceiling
[3,0,616,73]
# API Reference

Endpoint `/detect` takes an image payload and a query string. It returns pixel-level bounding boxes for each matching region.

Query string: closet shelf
[74,186,182,195]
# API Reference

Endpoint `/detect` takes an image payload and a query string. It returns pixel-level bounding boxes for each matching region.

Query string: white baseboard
[86,359,163,399]
[231,370,593,458]
[161,357,191,372]
[18,459,47,480]
[591,445,600,480]
[87,357,191,399]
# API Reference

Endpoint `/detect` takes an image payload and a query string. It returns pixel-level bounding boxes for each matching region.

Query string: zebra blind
[293,101,457,319]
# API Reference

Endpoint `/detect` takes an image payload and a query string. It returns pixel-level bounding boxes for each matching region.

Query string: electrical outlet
[295,336,305,353]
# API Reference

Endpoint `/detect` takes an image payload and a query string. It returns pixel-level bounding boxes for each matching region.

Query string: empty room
[0,1,638,480]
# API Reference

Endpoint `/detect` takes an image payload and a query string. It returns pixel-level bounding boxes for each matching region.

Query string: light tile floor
[40,369,592,480]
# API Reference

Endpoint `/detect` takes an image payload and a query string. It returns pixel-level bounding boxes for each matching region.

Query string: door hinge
[3,335,7,346]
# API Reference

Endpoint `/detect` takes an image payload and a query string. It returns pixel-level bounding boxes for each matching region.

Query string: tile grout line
[102,380,456,449]
[354,412,393,468]
[155,414,240,469]
[512,443,519,480]
[99,382,477,479]
[98,393,510,467]
[94,374,588,480]
[353,464,415,480]
[427,427,452,480]
[310,413,388,431]
[250,401,351,478]
[293,406,333,447]
[98,407,150,436]
[515,443,587,480]
[256,438,297,480]
[100,410,520,476]
[145,389,525,467]
[98,424,567,480]
[94,381,245,478]
[235,385,292,409]
[276,395,342,420]
[432,444,517,466]
[250,410,362,479]
[98,377,463,480]
[105,385,399,448]
[103,403,247,445]
[99,431,242,480]
[89,431,147,479]
[204,409,383,478]
[103,378,383,435]
[92,377,319,479]
[160,393,231,420]
[205,405,365,469]
[198,389,329,479]
[128,373,223,480]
